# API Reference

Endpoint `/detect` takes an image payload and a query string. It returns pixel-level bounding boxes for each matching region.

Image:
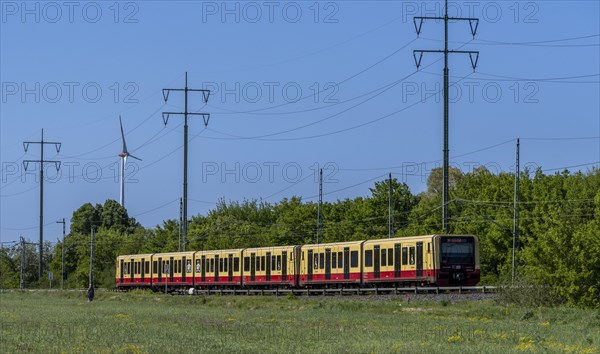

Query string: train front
[435,235,480,286]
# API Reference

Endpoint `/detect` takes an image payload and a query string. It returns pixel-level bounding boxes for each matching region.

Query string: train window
[224,258,228,272]
[319,253,324,269]
[365,250,373,267]
[332,252,337,269]
[210,259,215,273]
[146,261,150,273]
[351,251,358,268]
[219,258,223,273]
[153,261,157,273]
[244,257,250,272]
[196,260,201,273]
[205,259,210,273]
[178,260,182,273]
[381,249,387,266]
[256,256,260,271]
[261,256,266,271]
[277,255,281,270]
[388,249,393,266]
[402,247,408,265]
[338,252,343,268]
[409,247,415,265]
[271,256,276,271]
[234,257,240,272]
[314,254,318,269]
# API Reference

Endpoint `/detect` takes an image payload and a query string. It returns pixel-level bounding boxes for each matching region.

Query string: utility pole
[512,138,520,284]
[56,218,66,289]
[23,129,62,280]
[388,173,394,238]
[178,198,183,252]
[317,169,323,244]
[20,236,25,290]
[162,72,211,252]
[89,228,95,288]
[412,0,480,232]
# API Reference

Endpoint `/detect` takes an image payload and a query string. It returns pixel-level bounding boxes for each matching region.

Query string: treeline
[1,167,598,307]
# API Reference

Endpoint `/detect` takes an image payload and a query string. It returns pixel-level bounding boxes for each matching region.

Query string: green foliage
[4,168,598,308]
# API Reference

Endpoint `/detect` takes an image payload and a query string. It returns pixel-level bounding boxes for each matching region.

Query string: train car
[194,249,243,288]
[362,235,480,286]
[434,234,480,286]
[116,254,153,288]
[241,246,300,288]
[299,241,363,287]
[362,235,436,286]
[151,251,196,289]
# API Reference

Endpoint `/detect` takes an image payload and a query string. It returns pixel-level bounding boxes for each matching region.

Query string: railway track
[183,285,497,296]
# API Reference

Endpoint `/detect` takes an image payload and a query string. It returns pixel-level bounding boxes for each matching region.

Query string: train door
[394,244,401,278]
[228,254,233,282]
[416,242,423,277]
[214,255,219,282]
[374,245,381,279]
[325,249,331,280]
[182,256,186,283]
[158,257,162,283]
[201,255,206,282]
[120,259,124,284]
[141,258,145,283]
[282,251,287,283]
[130,259,134,283]
[266,252,271,281]
[169,257,174,282]
[343,247,350,280]
[250,253,256,281]
[307,250,313,281]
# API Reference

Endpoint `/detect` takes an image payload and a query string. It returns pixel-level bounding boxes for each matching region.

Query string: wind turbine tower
[118,116,141,207]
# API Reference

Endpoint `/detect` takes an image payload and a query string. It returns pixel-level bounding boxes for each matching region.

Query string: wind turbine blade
[128,154,142,161]
[119,115,128,153]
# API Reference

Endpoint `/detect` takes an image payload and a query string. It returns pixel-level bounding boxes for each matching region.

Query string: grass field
[0,290,598,353]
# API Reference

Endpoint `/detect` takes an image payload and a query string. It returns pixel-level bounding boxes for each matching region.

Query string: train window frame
[314,254,319,270]
[332,252,337,269]
[277,255,281,270]
[388,248,393,266]
[224,257,228,273]
[319,253,324,269]
[210,258,215,273]
[234,257,240,272]
[402,247,408,265]
[351,251,359,268]
[243,257,250,272]
[338,252,343,268]
[409,247,415,265]
[381,249,387,267]
[146,261,150,274]
[271,255,276,271]
[219,258,224,273]
[365,250,373,267]
[261,256,266,271]
[153,261,157,273]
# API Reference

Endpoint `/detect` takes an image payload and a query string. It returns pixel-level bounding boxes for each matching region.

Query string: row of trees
[1,167,598,307]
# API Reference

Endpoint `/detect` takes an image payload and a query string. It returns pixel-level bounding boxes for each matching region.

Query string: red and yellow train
[116,234,480,290]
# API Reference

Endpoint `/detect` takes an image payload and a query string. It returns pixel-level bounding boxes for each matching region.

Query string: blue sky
[1,0,599,245]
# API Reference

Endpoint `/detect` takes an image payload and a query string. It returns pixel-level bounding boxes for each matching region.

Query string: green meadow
[0,290,598,353]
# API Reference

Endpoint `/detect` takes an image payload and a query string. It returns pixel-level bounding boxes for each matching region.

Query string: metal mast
[413,0,480,232]
[317,168,323,244]
[162,73,211,251]
[512,138,520,284]
[23,129,61,279]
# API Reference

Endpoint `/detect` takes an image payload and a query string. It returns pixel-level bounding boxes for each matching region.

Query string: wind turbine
[118,116,141,207]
